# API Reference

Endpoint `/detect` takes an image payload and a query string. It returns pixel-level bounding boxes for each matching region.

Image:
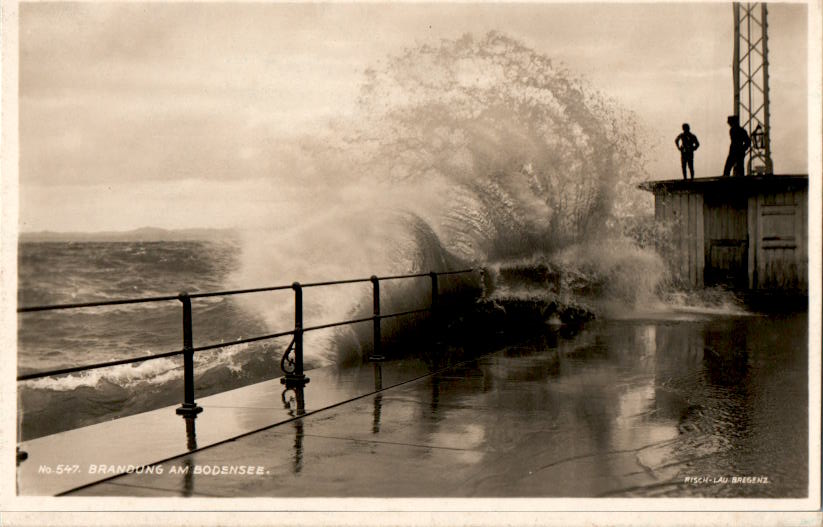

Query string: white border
[1,0,821,524]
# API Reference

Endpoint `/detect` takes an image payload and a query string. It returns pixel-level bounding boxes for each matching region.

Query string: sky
[16,2,811,232]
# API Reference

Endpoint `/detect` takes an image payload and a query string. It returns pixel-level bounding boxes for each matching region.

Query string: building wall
[654,190,704,288]
[652,182,808,293]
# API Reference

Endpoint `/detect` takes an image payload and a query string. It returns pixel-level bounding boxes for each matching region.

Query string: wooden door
[704,194,749,289]
[751,190,806,290]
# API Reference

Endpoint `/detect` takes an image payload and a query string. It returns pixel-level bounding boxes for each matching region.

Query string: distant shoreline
[19,227,238,243]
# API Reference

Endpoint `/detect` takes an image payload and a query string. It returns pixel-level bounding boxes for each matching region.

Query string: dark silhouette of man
[675,123,700,179]
[723,115,751,177]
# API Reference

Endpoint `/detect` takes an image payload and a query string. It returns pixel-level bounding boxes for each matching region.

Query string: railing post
[282,282,309,386]
[430,271,442,345]
[429,271,439,316]
[369,276,385,361]
[373,362,383,434]
[176,292,202,417]
[373,361,383,390]
[184,416,198,451]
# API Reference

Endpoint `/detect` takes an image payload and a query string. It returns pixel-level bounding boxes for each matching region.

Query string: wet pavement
[61,311,808,498]
[17,357,440,495]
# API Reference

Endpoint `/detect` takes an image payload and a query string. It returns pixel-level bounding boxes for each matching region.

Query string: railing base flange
[281,375,310,388]
[176,404,203,417]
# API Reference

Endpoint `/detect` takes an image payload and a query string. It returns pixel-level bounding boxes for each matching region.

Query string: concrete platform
[22,314,811,499]
[17,357,438,495]
[69,353,679,498]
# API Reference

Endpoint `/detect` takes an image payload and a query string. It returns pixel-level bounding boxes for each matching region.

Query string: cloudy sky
[18,2,810,232]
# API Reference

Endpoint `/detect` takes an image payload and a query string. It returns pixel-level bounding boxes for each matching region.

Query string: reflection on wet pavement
[72,313,808,498]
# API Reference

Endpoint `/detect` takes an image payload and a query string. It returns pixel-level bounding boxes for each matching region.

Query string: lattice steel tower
[733,2,773,175]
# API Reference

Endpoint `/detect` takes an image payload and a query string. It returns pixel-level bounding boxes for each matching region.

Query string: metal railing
[17,269,476,418]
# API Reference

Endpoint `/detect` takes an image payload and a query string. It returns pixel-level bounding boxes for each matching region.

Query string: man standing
[675,123,700,179]
[723,115,751,177]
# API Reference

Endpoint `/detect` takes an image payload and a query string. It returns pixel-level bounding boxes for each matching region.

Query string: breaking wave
[230,32,664,361]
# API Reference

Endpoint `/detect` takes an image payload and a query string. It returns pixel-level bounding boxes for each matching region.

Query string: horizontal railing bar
[378,307,431,320]
[18,302,443,380]
[303,268,474,287]
[17,349,185,381]
[378,272,431,281]
[301,277,372,288]
[368,269,475,282]
[18,285,296,313]
[191,329,296,353]
[437,268,475,276]
[17,295,181,313]
[188,284,294,299]
[17,269,475,313]
[17,330,298,381]
[303,316,375,333]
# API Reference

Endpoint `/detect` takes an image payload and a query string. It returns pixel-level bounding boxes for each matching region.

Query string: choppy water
[17,240,283,439]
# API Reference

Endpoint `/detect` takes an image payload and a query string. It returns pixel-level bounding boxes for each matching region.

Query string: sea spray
[231,31,661,359]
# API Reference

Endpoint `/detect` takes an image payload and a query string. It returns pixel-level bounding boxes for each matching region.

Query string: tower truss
[733,2,773,175]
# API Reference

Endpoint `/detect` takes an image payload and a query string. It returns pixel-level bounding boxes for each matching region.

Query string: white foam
[226,33,652,363]
[22,357,181,391]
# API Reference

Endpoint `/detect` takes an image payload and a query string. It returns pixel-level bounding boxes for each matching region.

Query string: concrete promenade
[21,313,809,498]
[61,332,683,497]
[18,356,440,495]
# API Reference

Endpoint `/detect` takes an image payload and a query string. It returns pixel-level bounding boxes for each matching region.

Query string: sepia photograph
[1,0,821,524]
